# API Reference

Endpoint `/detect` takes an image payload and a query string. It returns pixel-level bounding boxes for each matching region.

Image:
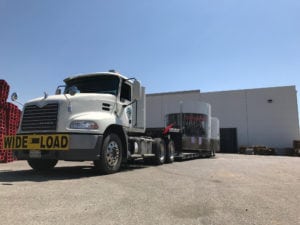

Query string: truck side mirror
[11,92,18,101]
[132,80,141,100]
[55,88,62,95]
[55,85,66,95]
[10,92,24,106]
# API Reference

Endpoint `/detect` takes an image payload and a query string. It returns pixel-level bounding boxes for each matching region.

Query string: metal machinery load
[147,100,214,160]
[210,117,220,156]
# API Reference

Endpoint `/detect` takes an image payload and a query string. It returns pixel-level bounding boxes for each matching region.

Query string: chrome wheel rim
[106,141,120,167]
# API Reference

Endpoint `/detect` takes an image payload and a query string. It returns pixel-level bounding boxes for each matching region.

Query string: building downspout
[245,90,250,146]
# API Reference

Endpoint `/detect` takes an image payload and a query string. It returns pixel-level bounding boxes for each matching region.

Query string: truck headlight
[70,120,99,129]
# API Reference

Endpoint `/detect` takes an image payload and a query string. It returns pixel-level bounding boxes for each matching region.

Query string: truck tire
[27,159,58,171]
[94,133,123,174]
[166,140,175,163]
[153,138,166,165]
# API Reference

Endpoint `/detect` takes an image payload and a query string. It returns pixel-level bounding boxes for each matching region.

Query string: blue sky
[0,0,300,105]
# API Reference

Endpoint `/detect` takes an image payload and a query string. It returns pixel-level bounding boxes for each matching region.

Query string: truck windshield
[64,75,120,95]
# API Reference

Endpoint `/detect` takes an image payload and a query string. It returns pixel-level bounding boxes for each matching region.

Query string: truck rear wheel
[94,133,123,174]
[166,140,175,163]
[27,159,58,171]
[153,138,166,165]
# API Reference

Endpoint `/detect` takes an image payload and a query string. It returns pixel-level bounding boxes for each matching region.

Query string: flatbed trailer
[146,126,213,162]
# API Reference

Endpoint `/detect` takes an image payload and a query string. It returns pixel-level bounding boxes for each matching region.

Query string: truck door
[120,81,133,128]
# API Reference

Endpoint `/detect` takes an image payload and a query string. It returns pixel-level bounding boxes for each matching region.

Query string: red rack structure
[0,80,21,163]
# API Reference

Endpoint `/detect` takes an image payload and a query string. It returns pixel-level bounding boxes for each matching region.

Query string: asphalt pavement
[0,154,299,225]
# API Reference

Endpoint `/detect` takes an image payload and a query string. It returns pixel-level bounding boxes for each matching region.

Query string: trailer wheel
[94,133,123,174]
[166,140,175,163]
[153,138,166,165]
[27,159,58,171]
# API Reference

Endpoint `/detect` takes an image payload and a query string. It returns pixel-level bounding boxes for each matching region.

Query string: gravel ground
[0,154,299,225]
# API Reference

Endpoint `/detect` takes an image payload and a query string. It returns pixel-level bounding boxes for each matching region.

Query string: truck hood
[20,93,118,133]
[25,93,116,114]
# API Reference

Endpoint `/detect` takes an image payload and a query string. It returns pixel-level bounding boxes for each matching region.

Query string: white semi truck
[8,71,215,174]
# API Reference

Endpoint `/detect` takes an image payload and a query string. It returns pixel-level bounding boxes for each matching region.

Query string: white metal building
[146,86,300,153]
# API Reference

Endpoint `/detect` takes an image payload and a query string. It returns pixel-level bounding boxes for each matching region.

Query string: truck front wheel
[27,159,58,171]
[94,133,123,174]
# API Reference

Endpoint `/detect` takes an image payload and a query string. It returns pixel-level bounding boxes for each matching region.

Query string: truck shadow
[0,163,149,184]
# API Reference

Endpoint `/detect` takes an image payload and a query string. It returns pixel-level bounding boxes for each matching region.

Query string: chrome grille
[21,103,58,131]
